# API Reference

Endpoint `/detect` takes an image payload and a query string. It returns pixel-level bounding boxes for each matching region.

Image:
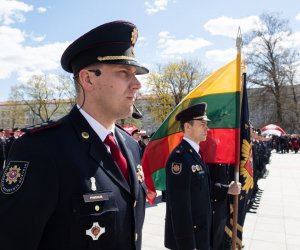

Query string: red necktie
[104,133,129,182]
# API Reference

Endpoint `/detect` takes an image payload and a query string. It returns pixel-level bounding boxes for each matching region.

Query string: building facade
[1,85,299,134]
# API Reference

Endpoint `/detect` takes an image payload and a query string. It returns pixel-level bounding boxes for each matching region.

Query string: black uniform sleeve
[0,137,59,250]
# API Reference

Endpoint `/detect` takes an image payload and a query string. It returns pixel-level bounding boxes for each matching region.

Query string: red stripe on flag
[142,133,183,204]
[200,128,240,164]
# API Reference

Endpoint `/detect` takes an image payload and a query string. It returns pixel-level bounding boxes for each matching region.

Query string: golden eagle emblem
[240,139,254,193]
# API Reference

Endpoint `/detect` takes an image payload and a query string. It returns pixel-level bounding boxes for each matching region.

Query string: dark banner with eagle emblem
[237,72,254,247]
[225,72,254,248]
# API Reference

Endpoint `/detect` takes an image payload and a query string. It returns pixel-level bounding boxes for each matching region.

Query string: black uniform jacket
[209,164,230,222]
[165,139,212,250]
[0,106,147,250]
[209,164,230,250]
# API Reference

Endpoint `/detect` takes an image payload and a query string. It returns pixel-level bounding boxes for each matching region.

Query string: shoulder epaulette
[175,145,185,155]
[23,120,63,134]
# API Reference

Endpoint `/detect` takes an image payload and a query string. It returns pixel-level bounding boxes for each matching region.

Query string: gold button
[133,201,137,207]
[81,132,89,139]
[135,233,138,241]
[95,205,100,212]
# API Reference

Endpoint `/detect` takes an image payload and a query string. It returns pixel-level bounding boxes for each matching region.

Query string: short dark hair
[180,120,194,132]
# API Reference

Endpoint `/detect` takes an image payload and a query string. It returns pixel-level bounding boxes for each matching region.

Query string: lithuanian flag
[142,58,242,204]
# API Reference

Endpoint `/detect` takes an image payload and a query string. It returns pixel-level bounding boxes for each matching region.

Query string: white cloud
[296,13,300,20]
[0,0,33,25]
[245,31,300,55]
[276,31,300,49]
[37,7,47,13]
[30,34,45,42]
[204,16,263,38]
[290,31,300,47]
[136,35,148,48]
[0,25,69,81]
[158,31,211,56]
[145,0,168,15]
[205,48,236,63]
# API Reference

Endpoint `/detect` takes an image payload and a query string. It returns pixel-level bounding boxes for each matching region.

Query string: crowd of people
[0,20,299,250]
[272,134,300,154]
[0,128,23,169]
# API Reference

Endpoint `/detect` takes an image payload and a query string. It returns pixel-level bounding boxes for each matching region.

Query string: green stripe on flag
[151,91,240,140]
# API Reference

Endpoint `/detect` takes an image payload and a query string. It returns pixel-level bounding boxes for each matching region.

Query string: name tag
[83,193,109,203]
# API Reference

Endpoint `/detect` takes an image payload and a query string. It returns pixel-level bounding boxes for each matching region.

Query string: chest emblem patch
[86,222,105,240]
[171,162,182,175]
[1,161,29,194]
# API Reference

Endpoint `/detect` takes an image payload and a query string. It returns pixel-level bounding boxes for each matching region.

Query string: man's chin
[200,135,207,142]
[118,109,133,120]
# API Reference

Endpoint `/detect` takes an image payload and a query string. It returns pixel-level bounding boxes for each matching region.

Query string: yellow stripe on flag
[186,59,237,99]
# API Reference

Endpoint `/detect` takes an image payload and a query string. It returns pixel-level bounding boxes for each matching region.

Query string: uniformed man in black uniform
[164,103,213,250]
[209,164,241,250]
[0,21,148,250]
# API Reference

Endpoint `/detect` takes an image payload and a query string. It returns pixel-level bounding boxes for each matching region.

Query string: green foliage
[145,59,208,124]
[8,74,76,124]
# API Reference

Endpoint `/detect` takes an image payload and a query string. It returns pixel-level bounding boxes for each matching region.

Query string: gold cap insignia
[131,28,138,45]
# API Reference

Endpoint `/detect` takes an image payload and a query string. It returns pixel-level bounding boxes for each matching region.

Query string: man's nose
[131,76,142,90]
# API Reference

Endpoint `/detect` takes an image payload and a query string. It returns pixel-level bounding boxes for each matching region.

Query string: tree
[7,90,28,128]
[146,59,209,124]
[9,74,76,124]
[285,51,300,128]
[117,116,143,128]
[245,12,300,129]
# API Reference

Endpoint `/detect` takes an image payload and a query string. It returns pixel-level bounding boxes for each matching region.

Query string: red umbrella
[122,125,138,135]
[261,124,286,136]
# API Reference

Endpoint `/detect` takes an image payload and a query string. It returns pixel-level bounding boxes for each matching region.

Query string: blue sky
[0,0,299,101]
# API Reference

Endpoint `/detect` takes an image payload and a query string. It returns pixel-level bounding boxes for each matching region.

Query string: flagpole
[232,27,242,250]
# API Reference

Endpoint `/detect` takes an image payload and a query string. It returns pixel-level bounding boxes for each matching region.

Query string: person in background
[131,129,141,141]
[141,134,150,146]
[0,20,148,250]
[132,129,148,158]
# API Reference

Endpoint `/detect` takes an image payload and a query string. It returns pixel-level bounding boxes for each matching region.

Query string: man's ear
[183,122,189,131]
[78,69,94,91]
